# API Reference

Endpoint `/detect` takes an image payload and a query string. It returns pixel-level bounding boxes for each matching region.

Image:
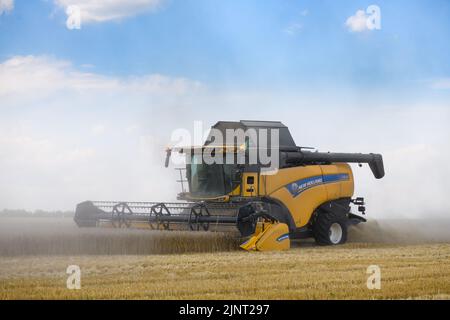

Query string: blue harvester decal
[286,174,349,197]
[276,233,290,242]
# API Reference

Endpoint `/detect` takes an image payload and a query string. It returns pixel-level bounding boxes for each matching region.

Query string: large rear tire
[312,210,348,245]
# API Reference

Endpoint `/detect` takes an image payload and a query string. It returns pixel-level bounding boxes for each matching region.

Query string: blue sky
[1,0,450,94]
[1,0,450,213]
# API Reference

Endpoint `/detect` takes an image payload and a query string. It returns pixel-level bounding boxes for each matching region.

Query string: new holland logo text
[286,174,349,197]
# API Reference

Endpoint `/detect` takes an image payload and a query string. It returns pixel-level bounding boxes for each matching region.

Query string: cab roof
[206,120,296,149]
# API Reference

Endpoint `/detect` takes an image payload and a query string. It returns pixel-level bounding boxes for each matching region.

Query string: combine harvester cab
[74,120,384,251]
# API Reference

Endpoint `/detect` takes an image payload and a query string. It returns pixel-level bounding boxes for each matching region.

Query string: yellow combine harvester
[75,121,384,251]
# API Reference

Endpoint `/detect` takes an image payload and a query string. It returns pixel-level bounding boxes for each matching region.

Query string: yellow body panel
[230,184,241,196]
[260,165,323,196]
[240,222,290,251]
[242,172,258,197]
[320,164,355,199]
[260,163,354,228]
[269,184,328,227]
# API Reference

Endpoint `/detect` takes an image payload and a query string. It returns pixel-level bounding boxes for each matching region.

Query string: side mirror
[165,149,172,168]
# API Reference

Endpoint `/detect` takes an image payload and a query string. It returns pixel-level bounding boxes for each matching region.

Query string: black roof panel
[240,120,287,128]
[208,120,296,148]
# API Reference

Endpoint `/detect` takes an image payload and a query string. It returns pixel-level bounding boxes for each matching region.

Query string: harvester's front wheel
[312,210,348,245]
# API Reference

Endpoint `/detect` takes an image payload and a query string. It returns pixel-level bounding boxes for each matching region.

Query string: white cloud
[0,124,180,210]
[0,0,14,15]
[91,124,106,135]
[345,10,369,32]
[283,9,308,36]
[0,55,202,98]
[284,22,302,36]
[0,132,96,171]
[1,55,450,219]
[55,0,164,24]
[0,55,201,210]
[430,78,450,90]
[126,124,140,134]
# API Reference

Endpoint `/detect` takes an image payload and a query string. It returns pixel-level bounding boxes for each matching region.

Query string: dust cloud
[0,217,239,256]
[348,219,450,243]
[0,216,449,256]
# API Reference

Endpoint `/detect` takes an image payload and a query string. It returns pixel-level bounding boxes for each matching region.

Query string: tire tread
[313,209,348,245]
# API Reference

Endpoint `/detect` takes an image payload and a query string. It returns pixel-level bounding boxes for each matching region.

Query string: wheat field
[0,217,449,299]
